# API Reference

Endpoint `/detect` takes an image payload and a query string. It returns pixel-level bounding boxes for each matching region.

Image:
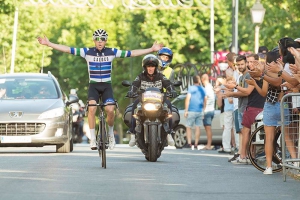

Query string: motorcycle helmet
[157,47,173,68]
[92,29,108,40]
[142,54,160,75]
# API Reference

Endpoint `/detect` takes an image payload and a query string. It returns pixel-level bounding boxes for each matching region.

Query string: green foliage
[1,0,300,129]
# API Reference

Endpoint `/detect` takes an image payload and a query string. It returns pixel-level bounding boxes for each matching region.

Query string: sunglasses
[94,37,107,42]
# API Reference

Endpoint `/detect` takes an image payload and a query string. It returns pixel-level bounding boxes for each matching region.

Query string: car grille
[0,123,46,135]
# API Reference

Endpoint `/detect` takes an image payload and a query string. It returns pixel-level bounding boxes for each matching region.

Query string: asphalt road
[0,144,299,200]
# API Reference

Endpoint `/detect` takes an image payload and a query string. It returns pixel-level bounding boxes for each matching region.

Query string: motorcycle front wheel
[148,125,159,162]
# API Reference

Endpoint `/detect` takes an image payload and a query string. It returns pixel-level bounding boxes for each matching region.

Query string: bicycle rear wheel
[247,125,282,173]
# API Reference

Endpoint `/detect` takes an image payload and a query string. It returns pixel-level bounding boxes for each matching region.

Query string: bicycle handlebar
[87,101,119,110]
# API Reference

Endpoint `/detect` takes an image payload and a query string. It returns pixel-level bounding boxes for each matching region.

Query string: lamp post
[250,0,266,53]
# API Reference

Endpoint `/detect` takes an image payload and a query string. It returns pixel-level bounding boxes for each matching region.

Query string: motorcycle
[122,80,181,162]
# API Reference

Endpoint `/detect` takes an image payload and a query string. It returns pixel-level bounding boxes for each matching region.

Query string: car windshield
[172,95,185,110]
[0,78,58,99]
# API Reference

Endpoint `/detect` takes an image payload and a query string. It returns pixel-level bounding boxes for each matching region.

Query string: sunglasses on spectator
[94,37,107,42]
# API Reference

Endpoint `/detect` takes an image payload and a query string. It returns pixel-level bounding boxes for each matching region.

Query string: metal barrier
[280,93,300,181]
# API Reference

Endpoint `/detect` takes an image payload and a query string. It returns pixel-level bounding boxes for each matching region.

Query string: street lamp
[250,0,265,53]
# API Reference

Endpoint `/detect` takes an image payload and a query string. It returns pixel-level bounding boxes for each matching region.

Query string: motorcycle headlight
[38,107,65,119]
[144,103,161,111]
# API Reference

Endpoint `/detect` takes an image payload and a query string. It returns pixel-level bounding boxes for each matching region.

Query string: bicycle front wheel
[247,125,282,173]
[100,119,107,169]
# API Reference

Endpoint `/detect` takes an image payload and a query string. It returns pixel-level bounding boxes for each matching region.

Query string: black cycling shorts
[88,82,115,103]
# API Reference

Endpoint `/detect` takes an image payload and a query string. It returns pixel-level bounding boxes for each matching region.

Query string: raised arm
[130,41,163,57]
[37,36,71,54]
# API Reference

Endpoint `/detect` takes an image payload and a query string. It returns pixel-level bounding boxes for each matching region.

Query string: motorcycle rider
[157,47,175,83]
[126,54,177,147]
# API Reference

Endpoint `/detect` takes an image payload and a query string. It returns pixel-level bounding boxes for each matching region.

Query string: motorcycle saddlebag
[171,105,180,129]
[123,103,133,128]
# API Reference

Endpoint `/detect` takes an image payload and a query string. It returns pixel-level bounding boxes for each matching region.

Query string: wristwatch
[261,73,264,80]
[234,84,238,89]
[278,70,283,77]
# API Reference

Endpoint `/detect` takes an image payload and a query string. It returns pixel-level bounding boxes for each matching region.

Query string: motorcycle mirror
[122,80,132,87]
[66,94,79,106]
[173,81,182,87]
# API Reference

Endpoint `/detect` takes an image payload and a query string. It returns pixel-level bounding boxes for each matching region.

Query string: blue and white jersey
[70,47,131,83]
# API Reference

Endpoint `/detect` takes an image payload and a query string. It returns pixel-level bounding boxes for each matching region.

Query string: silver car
[0,72,78,153]
[171,94,223,148]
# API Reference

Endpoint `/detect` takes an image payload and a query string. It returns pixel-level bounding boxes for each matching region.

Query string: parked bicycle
[87,100,119,169]
[247,111,283,173]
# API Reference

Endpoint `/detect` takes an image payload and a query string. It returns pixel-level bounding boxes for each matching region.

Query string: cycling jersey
[70,47,131,83]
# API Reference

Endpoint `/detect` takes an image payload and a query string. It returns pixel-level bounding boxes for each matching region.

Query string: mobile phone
[282,86,288,91]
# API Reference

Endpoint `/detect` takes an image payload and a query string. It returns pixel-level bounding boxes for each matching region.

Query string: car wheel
[56,120,72,153]
[56,139,71,153]
[173,125,187,149]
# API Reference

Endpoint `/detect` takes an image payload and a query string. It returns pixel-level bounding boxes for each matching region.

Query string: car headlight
[38,107,65,119]
[144,103,161,111]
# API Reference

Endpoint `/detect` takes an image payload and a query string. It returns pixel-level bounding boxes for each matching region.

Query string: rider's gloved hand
[127,91,135,98]
[170,90,177,98]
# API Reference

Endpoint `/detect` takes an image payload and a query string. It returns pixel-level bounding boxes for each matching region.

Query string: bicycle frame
[87,100,118,169]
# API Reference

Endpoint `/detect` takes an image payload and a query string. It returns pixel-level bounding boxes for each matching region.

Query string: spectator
[34,86,51,98]
[218,76,235,153]
[258,46,268,63]
[225,55,248,162]
[266,37,299,163]
[0,83,6,99]
[225,52,237,78]
[184,75,207,150]
[215,75,226,128]
[226,53,240,153]
[258,46,268,54]
[247,50,289,174]
[201,73,215,150]
[225,53,266,164]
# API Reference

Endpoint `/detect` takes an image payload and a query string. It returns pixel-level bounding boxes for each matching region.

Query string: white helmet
[92,29,108,40]
[70,89,77,95]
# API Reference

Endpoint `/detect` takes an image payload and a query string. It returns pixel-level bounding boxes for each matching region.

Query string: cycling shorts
[88,82,115,103]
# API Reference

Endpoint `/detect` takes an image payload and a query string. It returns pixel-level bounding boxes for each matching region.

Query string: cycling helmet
[92,29,108,40]
[142,54,160,75]
[157,47,173,68]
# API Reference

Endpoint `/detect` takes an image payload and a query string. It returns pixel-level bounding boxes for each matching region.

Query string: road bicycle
[87,100,118,169]
[247,113,282,173]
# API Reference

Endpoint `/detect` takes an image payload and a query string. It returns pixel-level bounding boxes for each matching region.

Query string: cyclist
[157,47,175,82]
[126,54,177,147]
[37,29,163,150]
